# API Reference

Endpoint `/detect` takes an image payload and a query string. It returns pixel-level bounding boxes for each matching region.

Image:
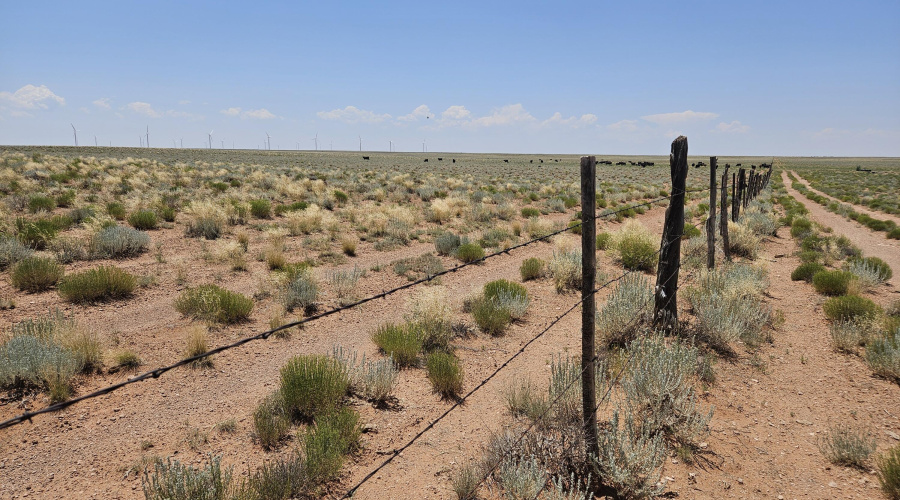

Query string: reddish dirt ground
[1,182,899,499]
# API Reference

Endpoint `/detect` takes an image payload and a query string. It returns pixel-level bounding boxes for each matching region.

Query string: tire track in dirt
[783,170,900,291]
[672,225,900,499]
[790,170,900,227]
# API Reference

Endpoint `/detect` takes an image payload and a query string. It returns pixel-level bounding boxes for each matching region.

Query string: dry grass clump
[596,273,652,347]
[279,354,349,420]
[548,249,581,293]
[58,265,136,303]
[727,220,760,259]
[817,423,876,468]
[866,328,900,382]
[184,325,213,368]
[10,256,64,292]
[426,350,463,399]
[283,204,330,235]
[175,284,253,324]
[877,445,900,499]
[279,265,318,314]
[0,312,100,401]
[332,345,398,404]
[184,201,226,239]
[0,235,32,270]
[610,220,658,272]
[90,225,150,258]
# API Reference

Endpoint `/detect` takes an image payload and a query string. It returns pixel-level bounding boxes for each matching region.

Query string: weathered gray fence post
[707,157,717,269]
[720,165,731,261]
[579,156,599,462]
[654,137,688,331]
[731,172,738,222]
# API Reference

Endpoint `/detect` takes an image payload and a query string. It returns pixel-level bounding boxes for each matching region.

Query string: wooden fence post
[654,137,688,331]
[720,166,731,261]
[731,172,738,222]
[579,156,599,462]
[706,157,717,269]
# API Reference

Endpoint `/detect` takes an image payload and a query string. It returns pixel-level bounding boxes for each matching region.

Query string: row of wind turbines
[70,124,431,152]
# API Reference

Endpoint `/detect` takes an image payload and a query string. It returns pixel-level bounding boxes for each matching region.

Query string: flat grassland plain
[1,147,899,499]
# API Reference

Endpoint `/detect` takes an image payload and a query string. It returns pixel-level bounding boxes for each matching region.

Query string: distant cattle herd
[358,155,772,171]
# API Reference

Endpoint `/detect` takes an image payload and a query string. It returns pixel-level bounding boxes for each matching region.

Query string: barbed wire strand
[338,228,688,499]
[0,189,706,432]
[466,242,691,499]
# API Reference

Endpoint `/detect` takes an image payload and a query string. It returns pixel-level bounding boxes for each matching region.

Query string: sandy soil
[2,183,899,499]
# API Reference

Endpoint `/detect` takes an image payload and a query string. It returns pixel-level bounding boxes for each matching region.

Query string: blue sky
[1,0,898,156]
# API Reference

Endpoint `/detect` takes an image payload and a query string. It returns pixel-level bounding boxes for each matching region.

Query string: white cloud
[219,107,277,119]
[397,104,432,122]
[714,120,750,133]
[242,108,276,120]
[92,98,111,109]
[607,119,639,132]
[126,101,161,118]
[542,112,598,128]
[441,105,471,121]
[0,84,65,109]
[125,101,202,120]
[317,105,391,124]
[641,110,718,125]
[467,104,536,128]
[178,100,191,105]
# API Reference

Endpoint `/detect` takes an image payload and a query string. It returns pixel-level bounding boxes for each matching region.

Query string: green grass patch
[823,295,882,321]
[279,355,349,421]
[58,266,136,303]
[174,284,253,323]
[10,256,64,292]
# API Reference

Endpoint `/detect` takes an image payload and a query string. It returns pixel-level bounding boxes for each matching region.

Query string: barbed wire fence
[0,137,773,499]
[0,187,709,431]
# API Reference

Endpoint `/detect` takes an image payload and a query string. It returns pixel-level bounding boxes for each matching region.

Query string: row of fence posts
[577,137,772,491]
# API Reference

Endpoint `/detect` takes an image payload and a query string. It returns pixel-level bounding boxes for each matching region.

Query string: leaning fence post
[654,137,688,331]
[720,166,731,261]
[579,156,600,462]
[706,157,717,269]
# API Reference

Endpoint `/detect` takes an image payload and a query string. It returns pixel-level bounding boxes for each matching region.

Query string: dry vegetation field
[1,147,899,499]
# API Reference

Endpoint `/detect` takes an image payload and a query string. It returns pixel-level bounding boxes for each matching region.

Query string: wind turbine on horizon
[146,126,150,148]
[94,136,98,147]
[208,130,214,149]
[312,133,318,151]
[422,139,426,153]
[358,135,362,152]
[389,140,392,152]
[71,124,78,146]
[266,132,271,151]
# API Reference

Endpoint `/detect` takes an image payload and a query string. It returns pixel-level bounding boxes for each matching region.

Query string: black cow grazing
[736,163,742,166]
[423,159,428,162]
[725,163,731,168]
[540,159,543,163]
[362,156,369,160]
[503,159,509,163]
[452,159,456,163]
[437,158,443,161]
[616,161,626,166]
[529,160,533,163]
[554,159,558,162]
